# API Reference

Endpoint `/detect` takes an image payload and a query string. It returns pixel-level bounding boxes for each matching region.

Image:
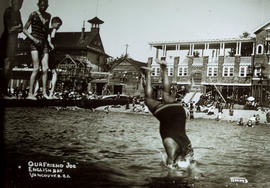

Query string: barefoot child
[48,16,62,99]
[141,59,193,168]
[23,0,51,100]
[0,0,24,98]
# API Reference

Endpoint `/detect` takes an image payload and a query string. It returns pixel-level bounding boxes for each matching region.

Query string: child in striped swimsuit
[23,0,51,100]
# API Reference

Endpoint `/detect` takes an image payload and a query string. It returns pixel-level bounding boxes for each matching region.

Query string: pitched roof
[88,17,104,24]
[253,20,270,34]
[54,31,97,50]
[86,46,110,57]
[110,56,147,71]
[126,58,147,70]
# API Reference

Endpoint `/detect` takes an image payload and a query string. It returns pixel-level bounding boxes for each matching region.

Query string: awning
[90,79,108,83]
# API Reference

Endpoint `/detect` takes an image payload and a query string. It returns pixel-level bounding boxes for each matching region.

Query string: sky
[3,0,270,61]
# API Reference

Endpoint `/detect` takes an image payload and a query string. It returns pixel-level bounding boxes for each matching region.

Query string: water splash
[155,149,167,164]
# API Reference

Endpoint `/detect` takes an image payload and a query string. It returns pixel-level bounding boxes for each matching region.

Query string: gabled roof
[253,20,270,34]
[58,54,88,68]
[126,58,147,70]
[110,56,147,71]
[86,45,110,57]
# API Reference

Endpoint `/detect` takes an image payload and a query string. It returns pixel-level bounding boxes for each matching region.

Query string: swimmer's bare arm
[47,34,54,50]
[47,28,56,50]
[8,24,22,33]
[23,12,41,45]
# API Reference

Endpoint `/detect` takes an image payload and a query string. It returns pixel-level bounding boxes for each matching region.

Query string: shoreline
[95,104,270,125]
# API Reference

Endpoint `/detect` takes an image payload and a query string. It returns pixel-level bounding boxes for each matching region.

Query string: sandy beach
[95,104,270,125]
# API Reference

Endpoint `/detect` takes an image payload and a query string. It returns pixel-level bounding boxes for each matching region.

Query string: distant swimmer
[237,118,244,126]
[246,120,253,127]
[140,59,193,168]
[266,111,270,124]
[104,106,109,114]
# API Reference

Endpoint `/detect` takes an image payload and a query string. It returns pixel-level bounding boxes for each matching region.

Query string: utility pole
[95,0,99,16]
[125,44,129,56]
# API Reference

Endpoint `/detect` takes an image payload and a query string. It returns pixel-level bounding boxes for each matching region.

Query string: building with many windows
[148,21,270,105]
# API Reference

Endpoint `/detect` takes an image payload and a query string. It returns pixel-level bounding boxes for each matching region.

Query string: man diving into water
[141,59,193,168]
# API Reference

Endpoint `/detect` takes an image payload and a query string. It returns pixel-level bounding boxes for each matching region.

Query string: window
[213,67,218,76]
[239,66,247,77]
[207,67,212,77]
[223,67,228,76]
[151,68,155,76]
[167,67,173,76]
[183,67,188,76]
[256,44,264,55]
[254,68,261,77]
[223,66,234,77]
[229,67,234,76]
[151,67,160,76]
[156,68,160,76]
[207,66,218,77]
[178,67,188,76]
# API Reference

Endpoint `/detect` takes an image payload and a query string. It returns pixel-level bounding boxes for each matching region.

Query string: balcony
[179,57,189,65]
[192,57,203,67]
[224,57,235,65]
[240,57,252,65]
[208,56,218,64]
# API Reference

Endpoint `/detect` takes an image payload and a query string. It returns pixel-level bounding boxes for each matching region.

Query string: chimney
[80,21,85,40]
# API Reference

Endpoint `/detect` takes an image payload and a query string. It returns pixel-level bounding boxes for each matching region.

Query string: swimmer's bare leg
[156,59,175,104]
[140,66,161,114]
[163,137,181,166]
[3,58,13,96]
[141,66,152,98]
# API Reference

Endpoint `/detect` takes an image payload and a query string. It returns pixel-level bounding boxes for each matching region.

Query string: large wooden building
[148,20,270,106]
[107,55,146,96]
[53,17,109,72]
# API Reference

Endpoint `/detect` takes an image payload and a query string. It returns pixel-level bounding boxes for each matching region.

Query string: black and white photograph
[1,0,270,187]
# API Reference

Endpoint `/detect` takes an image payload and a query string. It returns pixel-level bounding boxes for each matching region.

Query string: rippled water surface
[4,107,270,187]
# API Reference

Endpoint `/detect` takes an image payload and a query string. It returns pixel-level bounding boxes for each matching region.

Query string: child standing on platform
[23,0,51,100]
[48,17,62,99]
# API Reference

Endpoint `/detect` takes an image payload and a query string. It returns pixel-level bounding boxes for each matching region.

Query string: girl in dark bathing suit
[141,59,193,168]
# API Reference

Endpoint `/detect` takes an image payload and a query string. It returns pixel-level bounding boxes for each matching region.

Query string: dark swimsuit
[48,28,57,70]
[0,7,22,64]
[29,11,49,53]
[154,103,193,157]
